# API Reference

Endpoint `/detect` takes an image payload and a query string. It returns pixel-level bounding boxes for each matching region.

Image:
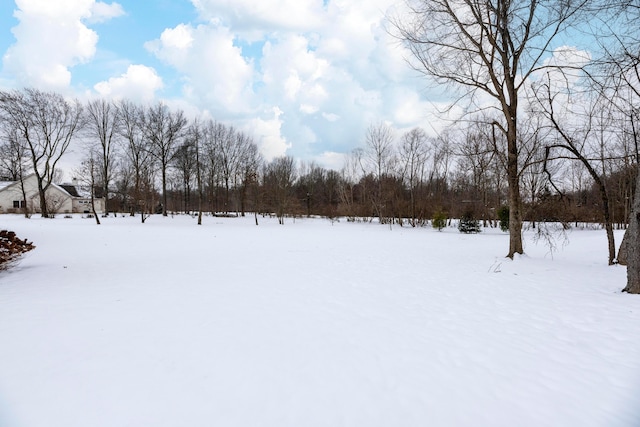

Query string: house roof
[0,175,91,199]
[0,181,13,191]
[0,174,102,199]
[59,184,80,197]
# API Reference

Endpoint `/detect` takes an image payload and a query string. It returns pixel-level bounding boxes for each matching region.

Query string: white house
[0,174,105,215]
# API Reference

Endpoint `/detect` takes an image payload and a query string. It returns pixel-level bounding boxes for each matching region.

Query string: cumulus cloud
[246,107,291,160]
[107,0,436,164]
[190,0,327,36]
[538,46,592,90]
[314,151,345,171]
[145,23,255,115]
[88,2,125,24]
[2,0,122,90]
[3,0,579,171]
[1,0,453,168]
[260,34,330,112]
[94,64,163,102]
[544,46,592,68]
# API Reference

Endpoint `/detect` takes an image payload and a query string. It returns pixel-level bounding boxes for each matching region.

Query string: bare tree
[236,135,262,218]
[218,126,243,214]
[0,125,31,217]
[597,2,640,290]
[172,140,197,213]
[0,88,84,218]
[392,0,590,257]
[118,100,155,222]
[264,156,297,224]
[142,102,187,216]
[534,73,619,265]
[429,131,454,214]
[339,149,363,221]
[85,98,121,216]
[0,125,30,181]
[201,120,226,213]
[74,149,101,225]
[626,164,640,292]
[363,122,395,223]
[184,120,205,224]
[456,122,500,224]
[399,127,430,226]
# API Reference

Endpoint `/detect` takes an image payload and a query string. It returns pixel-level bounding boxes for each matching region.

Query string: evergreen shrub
[432,211,447,231]
[497,205,509,232]
[458,212,481,234]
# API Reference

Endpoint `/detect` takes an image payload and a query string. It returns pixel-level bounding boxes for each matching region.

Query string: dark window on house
[13,200,25,208]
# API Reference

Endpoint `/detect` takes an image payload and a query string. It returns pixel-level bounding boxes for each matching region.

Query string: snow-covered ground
[1,214,639,427]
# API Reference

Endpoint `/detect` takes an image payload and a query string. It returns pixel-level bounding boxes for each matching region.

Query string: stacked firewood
[0,230,35,270]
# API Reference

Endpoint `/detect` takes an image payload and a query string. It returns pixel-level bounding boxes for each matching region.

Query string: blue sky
[68,0,199,95]
[0,1,594,171]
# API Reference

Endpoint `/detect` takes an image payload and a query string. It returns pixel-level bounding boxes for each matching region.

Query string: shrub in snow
[0,230,35,270]
[432,211,447,231]
[458,212,481,234]
[497,205,509,232]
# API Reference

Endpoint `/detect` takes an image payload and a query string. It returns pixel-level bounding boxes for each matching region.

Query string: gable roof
[0,174,76,198]
[58,184,80,197]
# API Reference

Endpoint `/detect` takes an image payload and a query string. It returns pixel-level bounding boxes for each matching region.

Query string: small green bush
[432,211,447,231]
[497,205,509,232]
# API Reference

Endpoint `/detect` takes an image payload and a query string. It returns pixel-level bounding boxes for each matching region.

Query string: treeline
[0,88,636,231]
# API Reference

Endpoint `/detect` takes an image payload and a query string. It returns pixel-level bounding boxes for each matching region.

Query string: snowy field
[1,214,640,427]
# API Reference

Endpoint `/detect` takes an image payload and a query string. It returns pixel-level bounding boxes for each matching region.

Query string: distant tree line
[0,87,636,235]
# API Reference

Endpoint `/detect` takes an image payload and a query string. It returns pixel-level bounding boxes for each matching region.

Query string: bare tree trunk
[161,166,168,216]
[624,167,640,293]
[595,177,616,265]
[90,160,101,225]
[90,185,101,225]
[196,130,203,226]
[507,121,524,257]
[37,177,49,218]
[19,175,29,218]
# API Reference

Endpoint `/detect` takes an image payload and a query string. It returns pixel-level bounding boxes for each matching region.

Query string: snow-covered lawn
[1,214,639,427]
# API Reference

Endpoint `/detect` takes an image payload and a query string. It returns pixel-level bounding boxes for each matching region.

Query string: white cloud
[160,0,444,161]
[14,0,93,17]
[544,46,592,68]
[190,0,327,36]
[2,0,123,90]
[246,107,291,161]
[389,89,433,126]
[88,2,125,24]
[159,24,194,50]
[538,46,591,89]
[300,104,318,114]
[314,151,345,171]
[322,112,340,122]
[146,23,255,115]
[260,34,331,115]
[94,64,163,102]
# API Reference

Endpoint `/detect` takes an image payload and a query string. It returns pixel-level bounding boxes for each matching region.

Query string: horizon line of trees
[0,88,636,235]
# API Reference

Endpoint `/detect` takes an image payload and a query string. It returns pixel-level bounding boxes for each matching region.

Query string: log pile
[0,230,35,270]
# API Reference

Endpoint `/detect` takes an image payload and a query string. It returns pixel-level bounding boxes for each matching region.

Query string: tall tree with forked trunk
[391,0,590,258]
[142,102,187,217]
[85,98,121,217]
